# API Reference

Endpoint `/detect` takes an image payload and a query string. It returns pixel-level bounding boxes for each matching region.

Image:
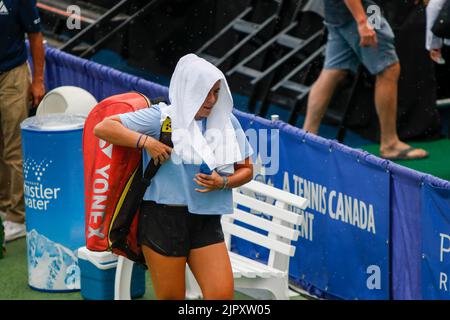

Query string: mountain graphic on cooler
[27,229,80,290]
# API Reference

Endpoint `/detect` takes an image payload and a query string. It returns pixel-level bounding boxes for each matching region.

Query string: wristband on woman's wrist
[136,134,148,149]
[136,134,143,149]
[221,176,229,190]
[141,135,149,148]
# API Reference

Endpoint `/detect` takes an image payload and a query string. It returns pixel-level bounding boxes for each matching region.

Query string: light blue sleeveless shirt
[119,104,253,215]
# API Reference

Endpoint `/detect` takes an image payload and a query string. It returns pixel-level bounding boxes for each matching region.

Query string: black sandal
[381,147,429,160]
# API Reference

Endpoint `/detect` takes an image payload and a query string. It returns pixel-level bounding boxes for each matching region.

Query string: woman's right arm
[94,116,172,164]
[94,115,143,148]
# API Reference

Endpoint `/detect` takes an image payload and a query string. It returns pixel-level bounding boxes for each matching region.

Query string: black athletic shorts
[138,201,225,257]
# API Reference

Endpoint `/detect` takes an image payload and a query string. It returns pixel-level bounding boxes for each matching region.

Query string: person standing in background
[426,0,449,64]
[303,0,429,160]
[426,0,450,99]
[0,0,45,242]
[376,0,443,140]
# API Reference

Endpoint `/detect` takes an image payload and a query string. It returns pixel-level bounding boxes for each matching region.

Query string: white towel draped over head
[159,53,244,170]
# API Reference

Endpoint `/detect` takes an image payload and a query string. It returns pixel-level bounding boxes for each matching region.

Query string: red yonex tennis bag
[83,92,149,260]
[83,92,171,265]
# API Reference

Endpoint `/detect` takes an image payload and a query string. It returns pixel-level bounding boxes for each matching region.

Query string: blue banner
[233,116,390,300]
[422,184,450,299]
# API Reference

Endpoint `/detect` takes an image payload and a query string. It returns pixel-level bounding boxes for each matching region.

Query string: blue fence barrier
[234,114,390,300]
[421,183,450,299]
[35,46,450,300]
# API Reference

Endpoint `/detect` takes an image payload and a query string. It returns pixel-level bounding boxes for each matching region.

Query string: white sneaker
[3,220,26,242]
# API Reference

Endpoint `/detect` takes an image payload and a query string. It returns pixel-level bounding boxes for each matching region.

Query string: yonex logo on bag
[99,139,113,158]
[0,1,9,15]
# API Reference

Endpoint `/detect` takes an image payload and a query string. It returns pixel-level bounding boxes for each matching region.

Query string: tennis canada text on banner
[284,172,377,242]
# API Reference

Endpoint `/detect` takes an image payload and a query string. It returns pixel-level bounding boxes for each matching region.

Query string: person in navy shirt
[0,0,45,244]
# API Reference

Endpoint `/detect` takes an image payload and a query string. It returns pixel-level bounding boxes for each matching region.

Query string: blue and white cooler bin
[20,114,86,292]
[78,247,146,300]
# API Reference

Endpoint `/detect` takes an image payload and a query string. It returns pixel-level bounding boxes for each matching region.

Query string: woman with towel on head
[94,54,254,300]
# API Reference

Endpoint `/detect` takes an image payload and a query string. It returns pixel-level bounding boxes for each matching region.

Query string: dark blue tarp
[389,165,424,300]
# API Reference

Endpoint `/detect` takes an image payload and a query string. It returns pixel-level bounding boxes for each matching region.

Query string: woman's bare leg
[142,245,187,300]
[187,242,234,300]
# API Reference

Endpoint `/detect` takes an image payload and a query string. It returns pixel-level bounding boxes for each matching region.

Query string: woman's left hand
[194,170,225,193]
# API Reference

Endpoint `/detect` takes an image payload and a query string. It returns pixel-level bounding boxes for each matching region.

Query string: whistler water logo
[23,158,52,182]
[23,158,61,211]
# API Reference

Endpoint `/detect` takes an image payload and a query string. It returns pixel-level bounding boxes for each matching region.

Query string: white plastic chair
[114,255,135,300]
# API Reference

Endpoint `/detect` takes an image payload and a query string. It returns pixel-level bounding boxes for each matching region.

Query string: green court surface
[0,238,308,300]
[362,139,450,182]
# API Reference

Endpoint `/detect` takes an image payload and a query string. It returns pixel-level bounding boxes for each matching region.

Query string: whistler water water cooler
[21,114,86,292]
